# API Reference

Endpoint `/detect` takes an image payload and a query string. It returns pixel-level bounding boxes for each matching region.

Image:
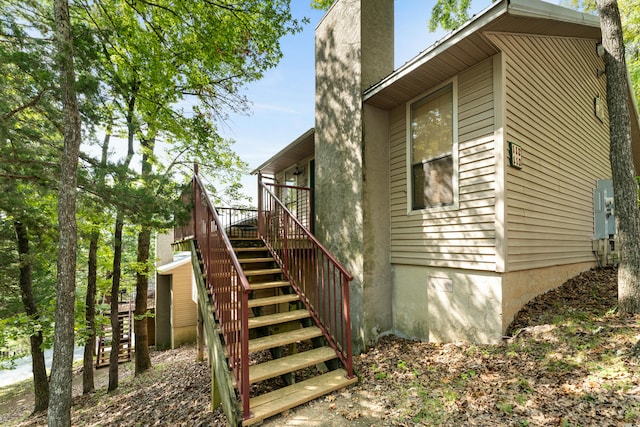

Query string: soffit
[251,128,315,175]
[364,8,602,111]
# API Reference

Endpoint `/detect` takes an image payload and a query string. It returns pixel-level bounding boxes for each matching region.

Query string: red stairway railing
[176,173,252,421]
[258,173,354,378]
[175,169,355,422]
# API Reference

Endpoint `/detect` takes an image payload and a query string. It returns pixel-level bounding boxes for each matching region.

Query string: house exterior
[254,0,640,351]
[155,232,198,349]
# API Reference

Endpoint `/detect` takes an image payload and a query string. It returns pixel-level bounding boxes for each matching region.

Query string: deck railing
[177,174,252,420]
[264,182,313,232]
[216,207,259,239]
[258,173,354,377]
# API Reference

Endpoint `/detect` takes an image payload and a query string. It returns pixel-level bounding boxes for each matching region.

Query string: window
[409,82,457,210]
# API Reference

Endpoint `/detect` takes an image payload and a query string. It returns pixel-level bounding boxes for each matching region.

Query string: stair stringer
[188,239,242,426]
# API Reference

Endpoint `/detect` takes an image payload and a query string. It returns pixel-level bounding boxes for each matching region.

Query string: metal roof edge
[507,0,600,28]
[156,252,191,274]
[251,128,315,175]
[364,0,602,102]
[363,0,508,101]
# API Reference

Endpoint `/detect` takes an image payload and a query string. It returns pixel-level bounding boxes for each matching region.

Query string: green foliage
[429,0,472,32]
[562,1,640,103]
[310,0,333,10]
[0,0,308,363]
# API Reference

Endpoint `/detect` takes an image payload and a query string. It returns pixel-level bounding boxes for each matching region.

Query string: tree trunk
[47,0,81,427]
[597,0,640,314]
[83,231,98,394]
[49,0,82,425]
[84,125,111,393]
[134,135,155,375]
[14,221,49,413]
[134,226,152,375]
[108,214,124,392]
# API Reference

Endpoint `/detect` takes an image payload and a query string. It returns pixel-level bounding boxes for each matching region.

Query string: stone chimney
[314,0,394,353]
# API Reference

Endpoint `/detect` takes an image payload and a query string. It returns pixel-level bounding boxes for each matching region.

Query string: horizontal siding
[390,58,496,270]
[486,33,610,271]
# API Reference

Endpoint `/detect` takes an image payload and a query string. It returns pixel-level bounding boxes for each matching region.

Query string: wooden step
[238,257,275,264]
[248,294,299,309]
[249,326,323,353]
[234,247,269,253]
[244,369,357,426]
[244,268,282,277]
[249,347,337,384]
[249,280,290,291]
[248,309,310,329]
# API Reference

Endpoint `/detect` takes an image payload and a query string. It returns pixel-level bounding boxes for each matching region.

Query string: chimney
[314,0,394,353]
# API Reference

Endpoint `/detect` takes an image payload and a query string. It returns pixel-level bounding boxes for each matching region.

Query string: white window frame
[406,77,459,214]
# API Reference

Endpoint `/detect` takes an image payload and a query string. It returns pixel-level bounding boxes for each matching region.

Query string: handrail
[188,174,252,421]
[258,173,354,377]
[264,181,313,232]
[261,185,352,280]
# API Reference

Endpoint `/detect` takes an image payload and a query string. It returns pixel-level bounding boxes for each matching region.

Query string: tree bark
[134,135,155,375]
[597,0,640,314]
[108,214,124,392]
[49,0,82,425]
[14,221,49,413]
[134,226,152,374]
[82,231,98,394]
[108,93,136,392]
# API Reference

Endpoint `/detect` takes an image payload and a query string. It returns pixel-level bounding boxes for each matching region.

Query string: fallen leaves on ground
[2,266,639,426]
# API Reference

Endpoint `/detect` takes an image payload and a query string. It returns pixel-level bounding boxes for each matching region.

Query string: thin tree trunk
[108,214,124,392]
[134,226,152,374]
[82,231,98,394]
[83,122,111,394]
[107,91,136,392]
[597,0,640,314]
[50,0,82,425]
[134,135,154,375]
[14,221,49,413]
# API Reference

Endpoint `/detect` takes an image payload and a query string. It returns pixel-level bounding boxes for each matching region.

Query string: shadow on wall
[314,25,370,353]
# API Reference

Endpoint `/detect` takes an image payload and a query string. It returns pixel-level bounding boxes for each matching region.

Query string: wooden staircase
[204,238,357,426]
[96,304,133,368]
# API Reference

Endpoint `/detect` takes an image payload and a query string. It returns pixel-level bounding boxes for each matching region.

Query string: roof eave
[251,128,315,175]
[364,0,508,102]
[507,0,600,27]
[364,0,602,103]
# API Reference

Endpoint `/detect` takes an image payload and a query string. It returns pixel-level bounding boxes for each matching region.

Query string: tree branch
[1,89,49,122]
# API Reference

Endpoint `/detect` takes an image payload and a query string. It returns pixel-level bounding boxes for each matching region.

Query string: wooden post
[196,301,204,362]
[210,344,221,410]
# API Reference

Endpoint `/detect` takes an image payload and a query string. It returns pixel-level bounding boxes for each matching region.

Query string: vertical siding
[172,264,197,329]
[389,58,496,270]
[486,33,610,271]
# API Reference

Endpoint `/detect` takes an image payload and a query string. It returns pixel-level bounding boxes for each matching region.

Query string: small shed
[155,247,198,350]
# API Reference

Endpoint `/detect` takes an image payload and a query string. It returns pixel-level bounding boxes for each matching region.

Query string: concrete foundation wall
[391,261,595,344]
[392,265,503,344]
[172,325,197,348]
[501,261,594,332]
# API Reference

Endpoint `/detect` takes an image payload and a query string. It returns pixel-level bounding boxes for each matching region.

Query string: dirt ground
[2,266,640,426]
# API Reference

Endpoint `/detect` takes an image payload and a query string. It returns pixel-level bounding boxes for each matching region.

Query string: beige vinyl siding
[486,33,610,271]
[390,58,496,270]
[171,264,197,329]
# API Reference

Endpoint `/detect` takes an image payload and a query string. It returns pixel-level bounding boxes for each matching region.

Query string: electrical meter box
[594,179,616,240]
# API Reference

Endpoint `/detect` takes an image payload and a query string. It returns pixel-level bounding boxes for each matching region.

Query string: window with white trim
[409,82,457,210]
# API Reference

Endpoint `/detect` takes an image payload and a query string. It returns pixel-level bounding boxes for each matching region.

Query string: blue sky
[219,1,554,203]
